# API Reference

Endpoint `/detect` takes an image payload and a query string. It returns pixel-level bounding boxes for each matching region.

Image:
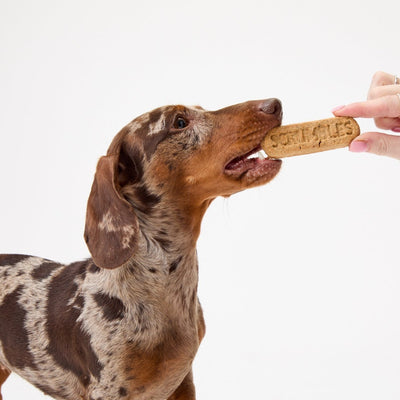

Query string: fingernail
[331,105,346,113]
[349,140,368,153]
[392,127,400,133]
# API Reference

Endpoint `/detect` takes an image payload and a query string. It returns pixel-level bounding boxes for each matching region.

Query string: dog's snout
[259,98,282,119]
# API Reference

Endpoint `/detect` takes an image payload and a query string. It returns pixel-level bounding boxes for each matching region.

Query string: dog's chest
[88,330,197,400]
[84,285,200,399]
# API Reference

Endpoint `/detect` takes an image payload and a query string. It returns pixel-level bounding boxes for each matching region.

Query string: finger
[333,95,400,119]
[374,116,400,131]
[349,131,400,159]
[368,84,400,100]
[370,71,397,89]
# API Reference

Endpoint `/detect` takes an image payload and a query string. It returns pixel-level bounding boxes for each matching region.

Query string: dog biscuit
[262,117,360,158]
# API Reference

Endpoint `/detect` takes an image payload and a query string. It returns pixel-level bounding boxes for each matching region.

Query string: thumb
[350,132,400,159]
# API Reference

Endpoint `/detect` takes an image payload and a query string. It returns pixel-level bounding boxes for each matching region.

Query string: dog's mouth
[224,136,282,183]
[225,146,282,180]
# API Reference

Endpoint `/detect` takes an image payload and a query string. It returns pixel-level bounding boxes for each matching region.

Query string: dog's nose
[259,98,282,119]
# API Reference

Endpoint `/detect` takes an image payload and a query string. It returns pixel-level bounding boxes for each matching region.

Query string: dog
[0,99,282,400]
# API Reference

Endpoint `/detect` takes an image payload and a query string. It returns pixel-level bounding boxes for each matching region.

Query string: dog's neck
[101,198,211,328]
[133,197,212,255]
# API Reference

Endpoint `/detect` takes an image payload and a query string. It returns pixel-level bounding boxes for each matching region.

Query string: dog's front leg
[0,366,11,400]
[167,370,196,400]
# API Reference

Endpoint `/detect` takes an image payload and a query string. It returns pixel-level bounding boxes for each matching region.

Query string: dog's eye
[173,116,188,130]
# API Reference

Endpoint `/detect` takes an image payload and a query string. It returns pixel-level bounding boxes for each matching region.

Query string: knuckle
[372,71,386,86]
[374,135,390,155]
[374,117,389,130]
[376,116,400,131]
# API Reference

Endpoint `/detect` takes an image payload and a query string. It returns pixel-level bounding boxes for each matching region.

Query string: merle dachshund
[0,99,282,400]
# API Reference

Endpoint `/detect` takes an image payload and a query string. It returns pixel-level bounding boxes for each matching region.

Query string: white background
[1,0,400,399]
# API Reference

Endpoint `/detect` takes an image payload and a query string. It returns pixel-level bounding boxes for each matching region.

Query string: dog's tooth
[257,150,266,160]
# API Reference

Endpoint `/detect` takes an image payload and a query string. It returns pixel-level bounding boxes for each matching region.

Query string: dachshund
[0,98,282,400]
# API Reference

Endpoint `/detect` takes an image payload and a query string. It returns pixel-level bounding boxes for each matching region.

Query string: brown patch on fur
[167,370,196,400]
[0,286,37,370]
[0,365,11,400]
[32,261,61,280]
[93,292,125,321]
[46,262,103,384]
[0,254,30,267]
[124,328,197,399]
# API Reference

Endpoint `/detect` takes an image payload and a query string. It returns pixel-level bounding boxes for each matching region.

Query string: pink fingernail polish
[331,105,346,113]
[349,140,368,153]
[392,127,400,133]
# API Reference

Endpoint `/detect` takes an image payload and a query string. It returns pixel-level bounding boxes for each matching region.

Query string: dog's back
[0,255,96,399]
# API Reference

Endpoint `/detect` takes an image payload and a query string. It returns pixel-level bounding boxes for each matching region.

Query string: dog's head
[85,99,282,269]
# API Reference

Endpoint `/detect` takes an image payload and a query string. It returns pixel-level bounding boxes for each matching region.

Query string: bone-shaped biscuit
[262,117,360,158]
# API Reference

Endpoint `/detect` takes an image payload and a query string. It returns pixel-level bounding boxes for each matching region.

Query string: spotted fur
[0,99,282,400]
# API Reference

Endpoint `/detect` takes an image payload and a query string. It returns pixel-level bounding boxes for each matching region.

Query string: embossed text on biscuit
[262,117,360,158]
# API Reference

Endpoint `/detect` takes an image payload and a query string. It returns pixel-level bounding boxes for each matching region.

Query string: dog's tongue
[225,149,279,177]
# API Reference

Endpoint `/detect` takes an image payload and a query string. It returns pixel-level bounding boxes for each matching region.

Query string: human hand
[332,71,400,159]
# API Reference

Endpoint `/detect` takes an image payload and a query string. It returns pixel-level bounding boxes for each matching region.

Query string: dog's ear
[84,154,139,269]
